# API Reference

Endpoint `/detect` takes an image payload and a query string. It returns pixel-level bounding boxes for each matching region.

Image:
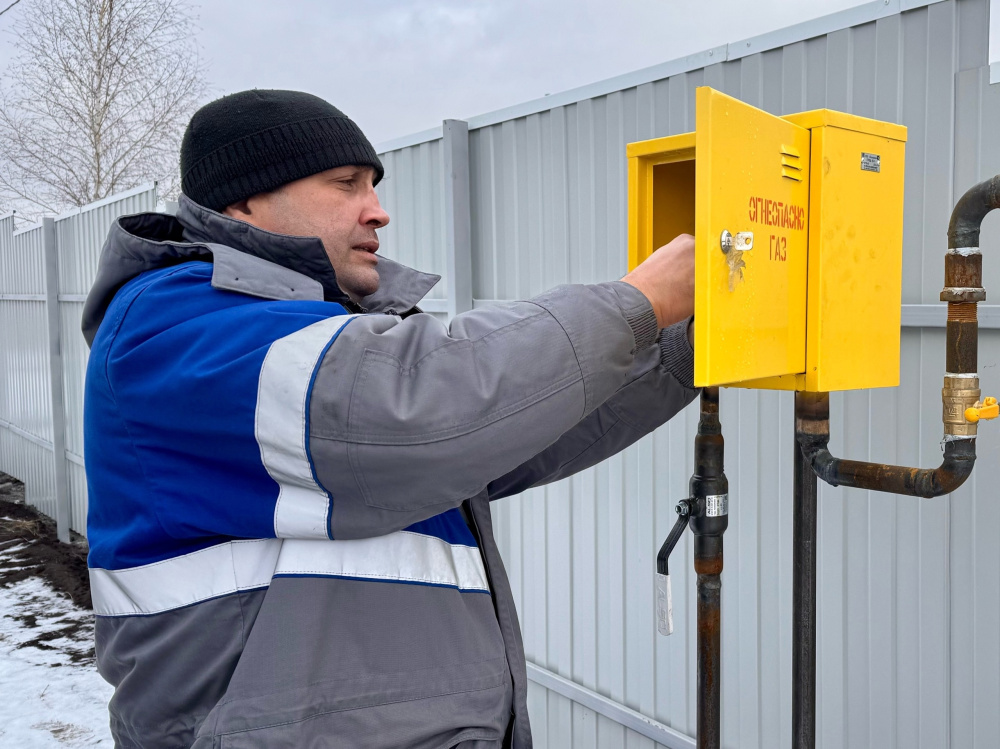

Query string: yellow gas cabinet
[628,87,907,391]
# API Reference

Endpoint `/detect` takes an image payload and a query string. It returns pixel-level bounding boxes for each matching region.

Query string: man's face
[227,166,390,301]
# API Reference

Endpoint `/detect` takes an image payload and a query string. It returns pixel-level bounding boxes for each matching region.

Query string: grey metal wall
[0,185,158,536]
[374,0,1000,747]
[376,140,448,302]
[0,217,57,520]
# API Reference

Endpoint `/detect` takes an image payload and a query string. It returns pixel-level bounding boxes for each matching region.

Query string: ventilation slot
[780,145,803,182]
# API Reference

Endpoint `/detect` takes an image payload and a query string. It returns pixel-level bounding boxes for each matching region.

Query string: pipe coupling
[941,287,987,303]
[943,375,981,437]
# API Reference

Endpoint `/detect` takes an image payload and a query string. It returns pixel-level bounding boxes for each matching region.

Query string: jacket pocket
[217,670,510,749]
[200,575,511,749]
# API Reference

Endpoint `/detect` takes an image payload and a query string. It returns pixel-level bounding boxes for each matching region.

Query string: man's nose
[362,192,390,229]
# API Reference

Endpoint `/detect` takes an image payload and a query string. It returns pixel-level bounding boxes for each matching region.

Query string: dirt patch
[0,474,91,610]
[30,720,97,744]
[0,473,94,664]
[0,471,25,504]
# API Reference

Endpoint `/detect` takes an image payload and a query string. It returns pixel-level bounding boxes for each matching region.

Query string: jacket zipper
[464,499,495,602]
[465,498,518,749]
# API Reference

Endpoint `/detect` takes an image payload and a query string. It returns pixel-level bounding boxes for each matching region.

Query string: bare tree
[0,0,207,218]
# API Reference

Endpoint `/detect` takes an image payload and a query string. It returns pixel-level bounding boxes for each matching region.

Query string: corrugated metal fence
[1,0,998,747]
[371,1,1000,748]
[0,185,158,540]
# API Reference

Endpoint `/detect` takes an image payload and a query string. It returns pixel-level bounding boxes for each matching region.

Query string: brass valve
[965,397,999,424]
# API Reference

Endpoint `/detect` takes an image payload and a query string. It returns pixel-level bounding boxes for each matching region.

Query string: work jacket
[81,195,697,748]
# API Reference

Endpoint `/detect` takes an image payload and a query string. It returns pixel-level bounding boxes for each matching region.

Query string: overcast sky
[1,0,879,146]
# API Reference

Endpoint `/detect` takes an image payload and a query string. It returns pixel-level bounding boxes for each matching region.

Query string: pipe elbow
[922,440,977,497]
[948,174,1000,249]
[804,447,840,488]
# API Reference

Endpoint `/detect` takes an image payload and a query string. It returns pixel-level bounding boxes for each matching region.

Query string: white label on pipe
[705,494,729,517]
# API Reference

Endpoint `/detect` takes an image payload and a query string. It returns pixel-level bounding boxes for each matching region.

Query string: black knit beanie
[180,90,384,212]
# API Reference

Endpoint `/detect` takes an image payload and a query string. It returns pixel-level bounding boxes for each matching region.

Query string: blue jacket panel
[85,262,353,569]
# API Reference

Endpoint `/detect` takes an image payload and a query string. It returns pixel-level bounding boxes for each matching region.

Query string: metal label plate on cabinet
[861,152,881,172]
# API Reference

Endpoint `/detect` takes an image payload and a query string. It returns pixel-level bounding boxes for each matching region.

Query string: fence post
[42,217,71,543]
[443,119,473,318]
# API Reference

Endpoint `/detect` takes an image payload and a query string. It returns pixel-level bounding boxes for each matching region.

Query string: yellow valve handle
[965,397,999,424]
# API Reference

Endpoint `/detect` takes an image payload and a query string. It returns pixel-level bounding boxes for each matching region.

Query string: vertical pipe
[793,392,819,749]
[695,535,723,749]
[689,388,728,749]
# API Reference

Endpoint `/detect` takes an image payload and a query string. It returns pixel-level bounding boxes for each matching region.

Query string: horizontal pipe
[795,392,975,498]
[803,441,976,497]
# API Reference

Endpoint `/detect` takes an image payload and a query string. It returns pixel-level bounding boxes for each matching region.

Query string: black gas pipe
[656,387,728,749]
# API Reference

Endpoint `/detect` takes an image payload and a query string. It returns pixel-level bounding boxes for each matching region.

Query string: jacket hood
[81,194,440,346]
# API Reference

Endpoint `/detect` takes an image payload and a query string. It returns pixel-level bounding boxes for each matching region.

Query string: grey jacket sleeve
[487,318,697,501]
[307,281,662,539]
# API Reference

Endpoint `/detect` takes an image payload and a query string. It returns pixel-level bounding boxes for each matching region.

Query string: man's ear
[224,199,252,218]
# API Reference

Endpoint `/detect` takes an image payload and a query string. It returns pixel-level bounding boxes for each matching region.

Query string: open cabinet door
[694,87,811,387]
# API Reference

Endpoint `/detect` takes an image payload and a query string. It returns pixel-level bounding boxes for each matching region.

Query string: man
[82,89,697,748]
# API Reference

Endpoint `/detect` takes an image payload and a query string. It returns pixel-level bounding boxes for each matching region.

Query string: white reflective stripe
[89,539,281,617]
[90,532,488,617]
[274,532,489,592]
[255,314,357,538]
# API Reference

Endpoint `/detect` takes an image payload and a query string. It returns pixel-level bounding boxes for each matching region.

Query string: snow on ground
[0,566,113,747]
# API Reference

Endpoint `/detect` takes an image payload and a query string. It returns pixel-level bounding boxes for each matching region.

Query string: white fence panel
[0,185,157,536]
[0,217,56,519]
